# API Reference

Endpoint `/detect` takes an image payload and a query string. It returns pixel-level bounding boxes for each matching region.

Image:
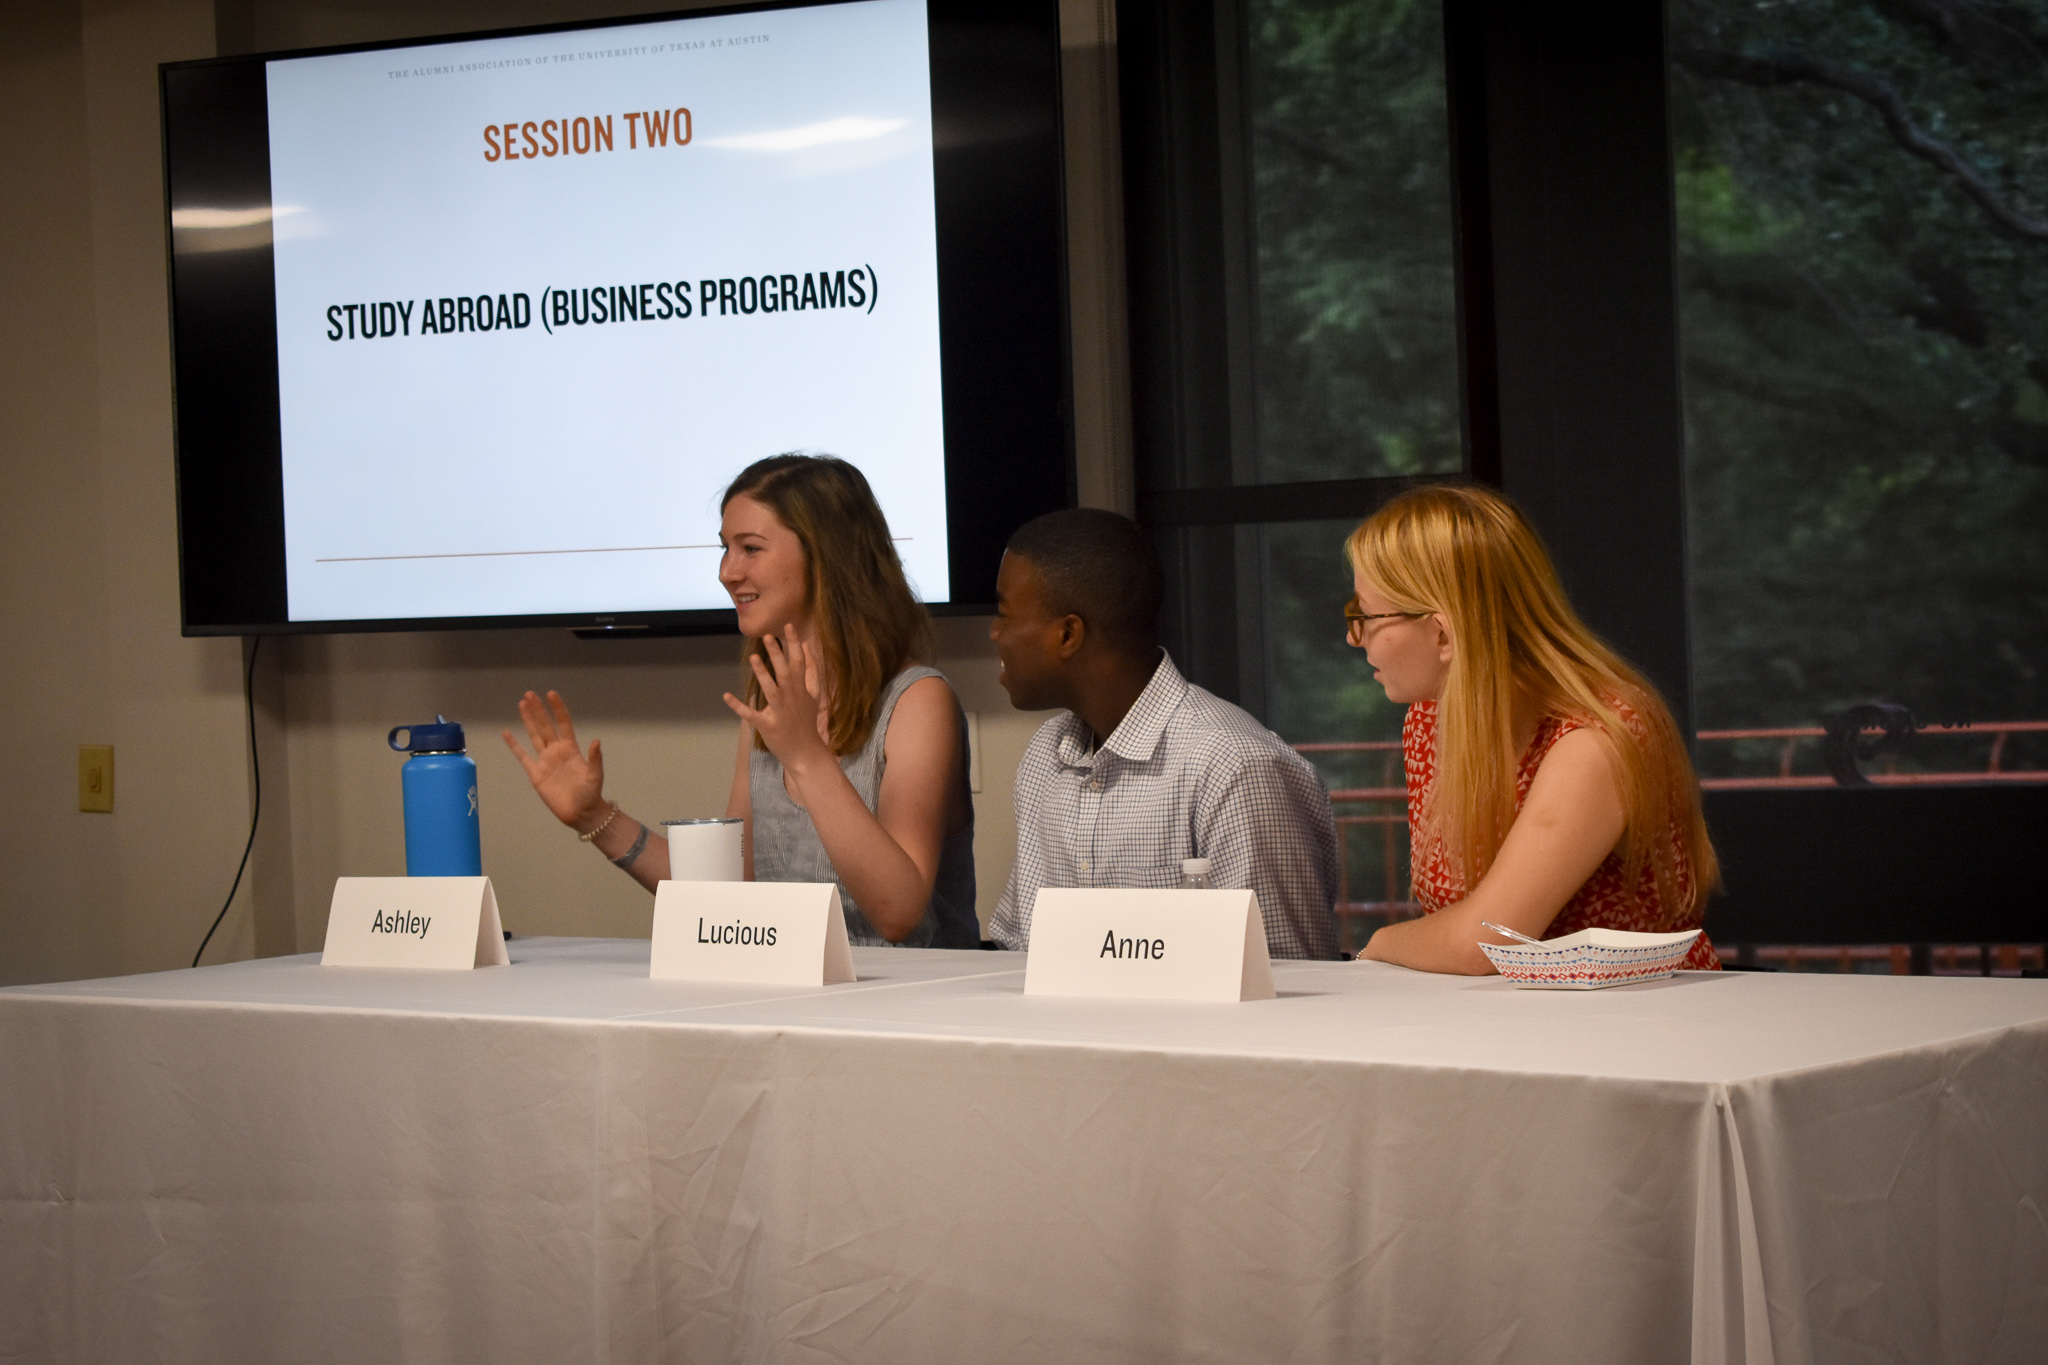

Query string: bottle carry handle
[389,715,459,753]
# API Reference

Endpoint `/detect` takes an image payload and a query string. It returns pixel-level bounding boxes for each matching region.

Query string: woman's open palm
[723,626,834,768]
[503,690,607,830]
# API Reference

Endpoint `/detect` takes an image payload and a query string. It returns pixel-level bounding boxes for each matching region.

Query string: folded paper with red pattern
[1478,927,1703,990]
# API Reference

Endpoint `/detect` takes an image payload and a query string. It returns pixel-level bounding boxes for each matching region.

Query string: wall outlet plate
[78,745,113,813]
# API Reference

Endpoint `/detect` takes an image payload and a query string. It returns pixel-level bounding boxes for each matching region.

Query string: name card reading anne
[1023,888,1275,1002]
[321,876,509,970]
[650,880,856,987]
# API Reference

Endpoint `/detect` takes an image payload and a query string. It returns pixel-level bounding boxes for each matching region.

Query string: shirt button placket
[1080,764,1104,885]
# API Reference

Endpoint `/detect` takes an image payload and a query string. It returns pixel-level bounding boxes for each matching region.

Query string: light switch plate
[79,745,114,813]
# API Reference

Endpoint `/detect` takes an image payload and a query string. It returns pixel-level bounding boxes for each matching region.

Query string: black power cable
[194,636,261,968]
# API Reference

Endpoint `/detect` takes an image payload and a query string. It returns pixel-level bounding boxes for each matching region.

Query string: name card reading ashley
[1023,888,1275,1002]
[321,876,510,970]
[649,881,856,987]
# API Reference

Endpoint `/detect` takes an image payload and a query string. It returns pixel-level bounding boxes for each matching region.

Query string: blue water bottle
[388,715,482,877]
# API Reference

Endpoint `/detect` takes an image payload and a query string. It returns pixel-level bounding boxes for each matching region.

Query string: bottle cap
[389,715,466,753]
[1181,858,1211,875]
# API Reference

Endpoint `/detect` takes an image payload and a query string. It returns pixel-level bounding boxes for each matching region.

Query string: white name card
[321,876,510,970]
[1023,888,1275,1002]
[650,881,856,987]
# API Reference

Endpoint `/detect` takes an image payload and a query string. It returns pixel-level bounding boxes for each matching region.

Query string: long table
[3,939,2044,1363]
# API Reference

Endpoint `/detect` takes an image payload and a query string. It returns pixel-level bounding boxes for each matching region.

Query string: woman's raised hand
[502,689,610,832]
[723,625,834,772]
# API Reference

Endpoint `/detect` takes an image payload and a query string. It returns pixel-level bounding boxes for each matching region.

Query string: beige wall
[0,0,1128,985]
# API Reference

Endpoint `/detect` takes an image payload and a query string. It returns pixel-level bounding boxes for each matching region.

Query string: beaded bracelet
[577,803,621,843]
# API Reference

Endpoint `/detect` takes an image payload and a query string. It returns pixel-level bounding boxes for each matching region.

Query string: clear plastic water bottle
[1178,857,1213,890]
[388,715,482,877]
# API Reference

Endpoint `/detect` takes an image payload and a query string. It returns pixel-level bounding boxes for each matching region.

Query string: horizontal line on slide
[315,544,721,562]
[314,537,911,564]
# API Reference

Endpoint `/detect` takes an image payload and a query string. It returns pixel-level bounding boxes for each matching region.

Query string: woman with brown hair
[1344,483,1721,974]
[504,454,978,948]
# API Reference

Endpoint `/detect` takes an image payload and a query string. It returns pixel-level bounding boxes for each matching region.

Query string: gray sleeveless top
[749,665,979,949]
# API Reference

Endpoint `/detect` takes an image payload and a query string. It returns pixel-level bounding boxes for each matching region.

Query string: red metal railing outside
[1693,719,2048,788]
[1292,739,1417,952]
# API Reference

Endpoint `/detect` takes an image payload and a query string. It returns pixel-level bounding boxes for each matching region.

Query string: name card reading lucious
[649,880,856,987]
[1023,888,1275,1002]
[321,876,510,970]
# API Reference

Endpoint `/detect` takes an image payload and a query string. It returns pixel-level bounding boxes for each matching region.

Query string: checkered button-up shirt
[989,652,1340,960]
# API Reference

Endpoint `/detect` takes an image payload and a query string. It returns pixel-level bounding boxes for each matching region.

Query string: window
[1245,0,1463,486]
[1670,0,2048,791]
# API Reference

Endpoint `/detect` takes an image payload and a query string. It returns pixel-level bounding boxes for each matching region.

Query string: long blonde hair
[1346,484,1718,920]
[723,454,932,755]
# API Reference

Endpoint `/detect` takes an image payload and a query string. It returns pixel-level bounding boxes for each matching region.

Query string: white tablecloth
[2,939,2044,1364]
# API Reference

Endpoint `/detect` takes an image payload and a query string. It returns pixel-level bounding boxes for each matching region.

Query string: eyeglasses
[1344,595,1427,642]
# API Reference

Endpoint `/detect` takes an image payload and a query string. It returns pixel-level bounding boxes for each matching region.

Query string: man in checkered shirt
[985,509,1341,960]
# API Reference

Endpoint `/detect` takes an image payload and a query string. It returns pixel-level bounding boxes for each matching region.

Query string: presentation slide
[264,0,947,622]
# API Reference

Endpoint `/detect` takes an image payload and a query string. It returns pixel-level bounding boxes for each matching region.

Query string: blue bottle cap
[389,715,466,753]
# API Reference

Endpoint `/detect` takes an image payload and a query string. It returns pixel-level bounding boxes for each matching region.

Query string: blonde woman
[1345,483,1720,974]
[505,454,978,948]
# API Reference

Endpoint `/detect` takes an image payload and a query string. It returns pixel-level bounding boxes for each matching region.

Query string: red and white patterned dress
[1404,700,1721,970]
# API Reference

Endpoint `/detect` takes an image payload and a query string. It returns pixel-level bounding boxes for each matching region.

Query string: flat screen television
[161,0,1071,636]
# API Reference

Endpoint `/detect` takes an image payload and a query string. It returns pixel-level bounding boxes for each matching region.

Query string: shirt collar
[1053,650,1188,769]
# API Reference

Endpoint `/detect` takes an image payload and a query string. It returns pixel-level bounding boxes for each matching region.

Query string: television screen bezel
[160,0,1073,637]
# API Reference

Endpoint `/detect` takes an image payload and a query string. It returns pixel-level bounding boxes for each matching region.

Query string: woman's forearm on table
[1360,911,1495,974]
